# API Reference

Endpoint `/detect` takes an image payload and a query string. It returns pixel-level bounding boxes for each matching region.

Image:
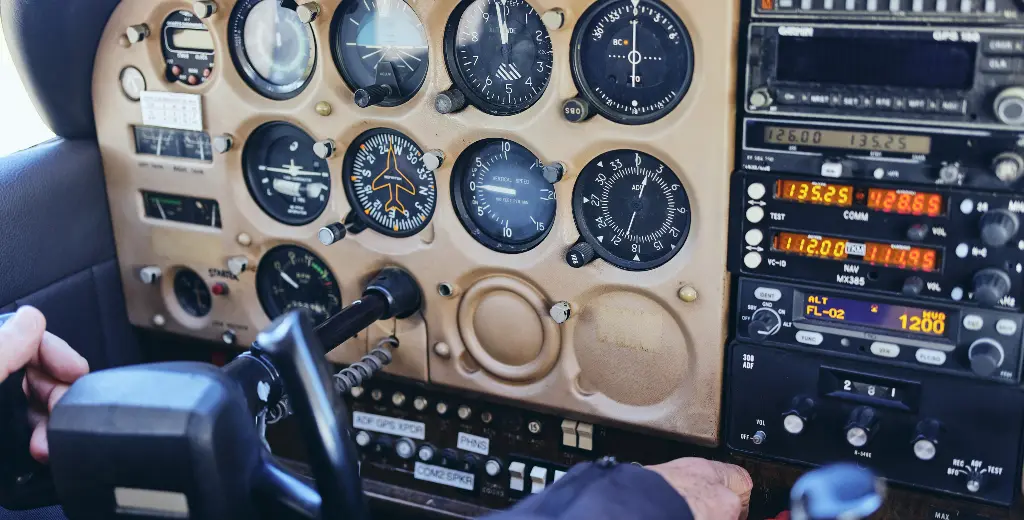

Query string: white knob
[395,438,415,460]
[549,301,571,324]
[485,459,502,477]
[227,256,249,276]
[355,431,372,447]
[994,87,1024,126]
[125,24,150,44]
[213,134,233,154]
[417,444,435,462]
[296,2,321,23]
[193,0,218,18]
[422,150,445,171]
[139,266,162,284]
[313,139,336,159]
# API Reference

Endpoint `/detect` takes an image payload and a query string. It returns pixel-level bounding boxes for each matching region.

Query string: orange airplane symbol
[371,141,416,214]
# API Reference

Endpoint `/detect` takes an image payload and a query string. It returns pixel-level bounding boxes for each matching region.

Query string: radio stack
[727,0,1024,506]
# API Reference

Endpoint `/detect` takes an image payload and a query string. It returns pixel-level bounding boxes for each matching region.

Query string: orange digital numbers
[773,232,940,273]
[866,188,943,217]
[776,180,853,207]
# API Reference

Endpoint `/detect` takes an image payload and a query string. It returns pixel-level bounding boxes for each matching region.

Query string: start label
[456,432,490,456]
[352,412,426,440]
[414,462,475,491]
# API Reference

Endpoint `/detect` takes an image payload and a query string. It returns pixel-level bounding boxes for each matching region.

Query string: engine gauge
[243,122,331,226]
[229,0,317,100]
[343,128,436,237]
[173,268,212,318]
[444,0,554,116]
[571,0,694,125]
[256,245,342,325]
[332,0,429,107]
[161,10,215,86]
[572,149,691,271]
[452,139,556,253]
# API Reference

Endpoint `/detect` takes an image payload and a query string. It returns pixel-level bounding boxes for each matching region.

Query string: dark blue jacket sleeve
[486,459,694,520]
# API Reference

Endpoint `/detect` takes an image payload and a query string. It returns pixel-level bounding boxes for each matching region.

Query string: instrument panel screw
[433,342,452,359]
[236,233,252,247]
[350,386,364,398]
[436,402,449,415]
[678,286,698,302]
[480,411,494,424]
[437,283,456,297]
[413,396,428,411]
[370,389,383,401]
[315,101,333,117]
[152,314,166,327]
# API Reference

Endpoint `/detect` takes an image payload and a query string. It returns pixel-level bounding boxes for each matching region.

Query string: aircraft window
[0,22,55,157]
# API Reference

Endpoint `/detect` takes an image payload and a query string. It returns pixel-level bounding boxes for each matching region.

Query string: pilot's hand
[648,458,753,520]
[0,306,89,463]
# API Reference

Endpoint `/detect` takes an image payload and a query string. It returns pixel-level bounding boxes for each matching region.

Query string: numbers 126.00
[898,313,945,335]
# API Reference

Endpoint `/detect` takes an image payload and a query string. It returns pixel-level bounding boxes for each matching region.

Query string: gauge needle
[479,184,516,196]
[626,211,637,236]
[280,271,300,290]
[496,0,510,47]
[630,20,639,87]
[637,173,648,199]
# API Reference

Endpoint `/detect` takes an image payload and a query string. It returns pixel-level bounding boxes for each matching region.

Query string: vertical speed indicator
[343,128,436,237]
[571,150,691,271]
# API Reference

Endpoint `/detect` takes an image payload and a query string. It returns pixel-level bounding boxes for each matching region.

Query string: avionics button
[926,99,940,112]
[963,314,984,331]
[807,93,831,106]
[940,100,967,114]
[916,349,947,366]
[795,331,824,346]
[906,98,928,111]
[893,97,908,111]
[870,342,901,358]
[996,319,1018,336]
[530,467,548,494]
[754,287,782,302]
[840,95,861,108]
[509,462,526,492]
[778,90,801,104]
[820,161,845,178]
[984,38,1024,55]
[981,57,1021,73]
[873,96,894,110]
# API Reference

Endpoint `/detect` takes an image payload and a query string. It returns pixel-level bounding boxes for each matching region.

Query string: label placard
[140,91,203,131]
[414,462,475,491]
[352,412,426,440]
[456,432,490,455]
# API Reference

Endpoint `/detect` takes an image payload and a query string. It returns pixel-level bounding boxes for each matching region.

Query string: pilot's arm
[486,457,752,520]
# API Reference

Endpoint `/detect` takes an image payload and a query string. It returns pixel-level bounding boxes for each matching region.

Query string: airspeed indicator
[571,149,690,271]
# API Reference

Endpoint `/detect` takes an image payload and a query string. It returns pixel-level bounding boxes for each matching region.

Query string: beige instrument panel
[93,0,738,444]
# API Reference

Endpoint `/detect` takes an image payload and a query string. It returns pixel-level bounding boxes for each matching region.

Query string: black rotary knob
[912,419,941,461]
[968,338,1005,377]
[845,406,880,448]
[980,209,1020,247]
[902,276,925,296]
[972,268,1012,307]
[435,88,467,114]
[747,308,781,341]
[562,97,594,123]
[906,223,930,242]
[354,84,393,108]
[782,396,816,435]
[566,241,597,268]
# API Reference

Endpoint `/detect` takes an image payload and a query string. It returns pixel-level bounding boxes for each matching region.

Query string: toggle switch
[509,462,526,492]
[561,419,578,448]
[529,466,548,494]
[577,423,594,451]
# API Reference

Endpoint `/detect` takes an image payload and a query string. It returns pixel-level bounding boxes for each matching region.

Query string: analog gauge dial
[229,0,317,100]
[332,0,429,107]
[444,0,554,115]
[173,268,212,317]
[572,150,691,270]
[161,10,215,86]
[343,128,436,237]
[452,139,556,253]
[571,0,694,125]
[256,245,342,324]
[243,122,331,226]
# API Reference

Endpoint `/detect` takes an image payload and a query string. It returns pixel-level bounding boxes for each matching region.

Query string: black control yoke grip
[256,311,368,520]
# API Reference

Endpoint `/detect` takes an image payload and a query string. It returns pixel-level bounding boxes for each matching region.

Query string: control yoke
[47,267,423,520]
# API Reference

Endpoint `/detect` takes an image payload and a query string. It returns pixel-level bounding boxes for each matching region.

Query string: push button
[981,57,1021,73]
[984,38,1024,55]
[996,319,1018,336]
[916,349,947,366]
[530,467,548,494]
[963,314,984,331]
[906,98,928,111]
[754,287,782,302]
[795,331,824,346]
[872,96,894,110]
[940,100,966,114]
[820,161,845,178]
[870,342,901,358]
[509,462,526,492]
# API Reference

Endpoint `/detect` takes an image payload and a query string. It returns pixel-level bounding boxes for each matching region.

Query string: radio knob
[938,163,965,184]
[968,338,1005,377]
[992,152,1024,184]
[979,209,1020,247]
[902,276,925,296]
[782,396,816,435]
[994,87,1024,126]
[844,406,880,448]
[565,240,597,268]
[912,419,941,461]
[906,223,930,242]
[749,88,773,109]
[394,438,416,460]
[972,268,1012,307]
[747,308,782,341]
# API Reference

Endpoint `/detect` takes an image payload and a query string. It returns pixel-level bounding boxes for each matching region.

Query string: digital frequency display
[802,293,949,337]
[764,127,931,154]
[773,180,945,217]
[822,368,913,405]
[170,29,214,51]
[773,232,940,272]
[775,36,976,90]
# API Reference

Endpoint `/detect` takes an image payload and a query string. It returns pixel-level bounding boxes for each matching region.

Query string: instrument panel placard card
[140,91,204,131]
[413,462,475,491]
[352,411,426,440]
